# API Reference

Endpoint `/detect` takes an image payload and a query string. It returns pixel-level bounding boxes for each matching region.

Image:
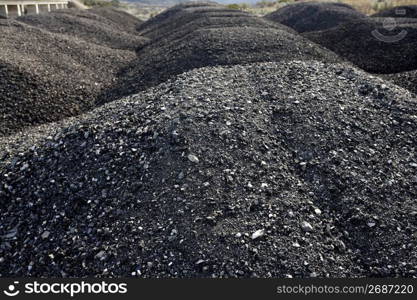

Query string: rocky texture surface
[103,3,341,101]
[265,2,365,33]
[372,5,417,18]
[0,19,136,136]
[0,61,416,278]
[382,70,417,95]
[304,18,417,73]
[18,9,147,50]
[88,7,143,32]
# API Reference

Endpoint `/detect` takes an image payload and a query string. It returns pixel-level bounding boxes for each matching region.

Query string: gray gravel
[265,2,365,33]
[1,61,416,278]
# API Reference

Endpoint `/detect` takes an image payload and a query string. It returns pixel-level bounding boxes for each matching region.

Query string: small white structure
[0,0,69,18]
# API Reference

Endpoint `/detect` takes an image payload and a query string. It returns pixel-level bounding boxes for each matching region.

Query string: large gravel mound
[304,18,417,73]
[136,2,220,34]
[0,20,136,136]
[372,5,417,18]
[103,4,340,101]
[88,7,143,32]
[265,2,365,33]
[0,61,416,277]
[18,9,147,50]
[137,3,294,40]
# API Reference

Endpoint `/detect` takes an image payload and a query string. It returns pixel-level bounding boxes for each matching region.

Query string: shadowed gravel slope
[102,3,340,101]
[372,5,417,18]
[304,18,417,73]
[0,20,136,136]
[265,2,365,33]
[0,61,416,277]
[18,9,147,50]
[382,70,417,95]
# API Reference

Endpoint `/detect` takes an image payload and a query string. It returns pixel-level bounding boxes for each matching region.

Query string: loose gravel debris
[0,61,416,278]
[0,19,136,136]
[304,17,417,73]
[265,2,365,33]
[382,70,417,95]
[372,5,417,18]
[103,4,340,101]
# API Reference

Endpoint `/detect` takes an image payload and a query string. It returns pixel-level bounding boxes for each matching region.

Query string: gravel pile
[18,9,147,50]
[304,18,417,73]
[88,7,143,32]
[0,19,136,136]
[0,61,416,277]
[382,70,417,95]
[137,3,295,40]
[372,5,417,18]
[265,2,365,33]
[103,4,340,100]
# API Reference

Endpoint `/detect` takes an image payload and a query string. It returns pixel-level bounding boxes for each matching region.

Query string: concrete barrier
[0,0,69,18]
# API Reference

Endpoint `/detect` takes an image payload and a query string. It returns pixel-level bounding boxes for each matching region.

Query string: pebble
[41,231,50,239]
[187,154,199,163]
[251,229,265,240]
[301,221,314,232]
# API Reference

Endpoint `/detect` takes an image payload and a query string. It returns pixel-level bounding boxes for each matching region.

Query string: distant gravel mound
[136,1,220,34]
[103,4,339,100]
[18,9,147,50]
[304,18,417,73]
[88,7,143,32]
[1,61,416,277]
[265,2,365,33]
[137,5,295,40]
[0,20,136,136]
[382,70,417,95]
[372,5,417,18]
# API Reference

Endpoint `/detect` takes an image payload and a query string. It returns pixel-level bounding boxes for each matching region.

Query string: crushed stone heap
[0,19,136,136]
[0,61,416,278]
[265,2,366,33]
[304,18,417,73]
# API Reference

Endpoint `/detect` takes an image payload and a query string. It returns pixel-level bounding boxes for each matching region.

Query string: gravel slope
[102,4,340,101]
[0,61,416,278]
[304,18,417,73]
[372,5,417,18]
[265,2,365,33]
[0,19,136,136]
[382,70,417,95]
[18,9,147,50]
[88,7,143,32]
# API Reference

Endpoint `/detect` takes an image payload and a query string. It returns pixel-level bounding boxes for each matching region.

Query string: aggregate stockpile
[0,8,145,136]
[264,2,366,33]
[102,2,341,101]
[266,3,417,95]
[0,3,416,278]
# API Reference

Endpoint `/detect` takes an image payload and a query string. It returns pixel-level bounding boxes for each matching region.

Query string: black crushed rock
[0,61,416,278]
[303,18,417,73]
[0,19,136,136]
[137,3,295,40]
[102,4,340,101]
[382,70,417,95]
[265,2,365,33]
[88,7,143,32]
[372,5,417,18]
[18,9,148,50]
